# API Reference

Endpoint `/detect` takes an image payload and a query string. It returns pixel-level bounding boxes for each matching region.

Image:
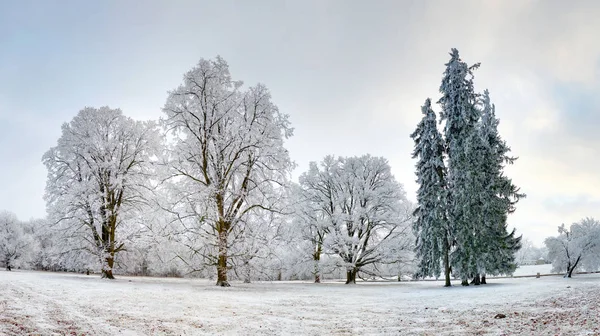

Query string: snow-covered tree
[26,217,61,271]
[474,90,524,283]
[545,218,600,278]
[515,238,548,265]
[229,210,288,283]
[435,49,524,286]
[161,56,294,286]
[298,155,412,284]
[295,158,339,283]
[0,211,34,270]
[410,98,451,286]
[437,48,481,285]
[43,107,159,279]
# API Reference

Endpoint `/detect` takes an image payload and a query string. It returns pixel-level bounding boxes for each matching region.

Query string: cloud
[542,194,600,217]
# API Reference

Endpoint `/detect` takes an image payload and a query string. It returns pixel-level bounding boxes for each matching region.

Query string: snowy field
[512,264,553,276]
[1,269,599,336]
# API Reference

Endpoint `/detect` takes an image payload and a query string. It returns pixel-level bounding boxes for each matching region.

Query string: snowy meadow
[1,268,599,335]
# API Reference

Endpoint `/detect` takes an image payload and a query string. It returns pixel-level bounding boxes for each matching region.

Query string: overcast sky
[1,0,599,246]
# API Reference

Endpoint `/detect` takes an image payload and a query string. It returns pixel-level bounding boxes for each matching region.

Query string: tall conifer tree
[438,49,481,285]
[477,90,525,283]
[415,49,525,286]
[411,99,451,287]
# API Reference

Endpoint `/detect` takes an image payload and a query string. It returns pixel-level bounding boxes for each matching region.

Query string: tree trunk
[461,278,469,286]
[567,255,582,278]
[243,260,251,283]
[102,252,115,279]
[481,274,487,284]
[216,228,230,287]
[443,236,451,287]
[470,274,481,285]
[345,268,357,284]
[313,242,322,283]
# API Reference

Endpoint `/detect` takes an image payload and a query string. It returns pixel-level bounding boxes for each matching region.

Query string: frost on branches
[437,48,482,285]
[413,49,524,286]
[473,90,524,282]
[410,98,451,286]
[0,211,34,271]
[42,107,159,279]
[545,218,600,278]
[293,158,339,283]
[161,56,293,287]
[296,155,413,284]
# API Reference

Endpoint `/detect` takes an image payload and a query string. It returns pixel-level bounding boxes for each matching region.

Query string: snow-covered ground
[512,264,554,276]
[1,270,599,335]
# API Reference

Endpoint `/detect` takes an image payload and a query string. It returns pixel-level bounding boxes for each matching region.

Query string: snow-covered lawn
[512,264,553,277]
[1,270,599,335]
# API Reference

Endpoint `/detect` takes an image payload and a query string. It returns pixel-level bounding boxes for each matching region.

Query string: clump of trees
[514,238,547,265]
[2,51,553,288]
[545,218,600,278]
[411,49,524,286]
[0,211,35,271]
[8,55,414,285]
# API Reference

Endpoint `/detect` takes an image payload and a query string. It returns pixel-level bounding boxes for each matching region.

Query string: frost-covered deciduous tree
[26,218,60,271]
[295,158,339,283]
[411,98,451,286]
[299,155,412,284]
[230,210,287,283]
[545,218,600,278]
[0,211,33,270]
[43,107,159,279]
[162,56,293,286]
[514,238,547,265]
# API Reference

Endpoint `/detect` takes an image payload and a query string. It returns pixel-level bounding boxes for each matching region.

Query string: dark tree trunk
[470,274,481,285]
[314,243,322,283]
[345,268,357,284]
[243,261,251,283]
[102,253,115,279]
[443,236,451,287]
[481,274,487,284]
[461,279,469,286]
[216,227,230,287]
[567,255,582,278]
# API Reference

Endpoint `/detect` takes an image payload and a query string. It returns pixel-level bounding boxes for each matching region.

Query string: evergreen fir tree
[411,98,451,287]
[477,90,525,281]
[422,49,525,287]
[463,120,489,285]
[437,48,481,285]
